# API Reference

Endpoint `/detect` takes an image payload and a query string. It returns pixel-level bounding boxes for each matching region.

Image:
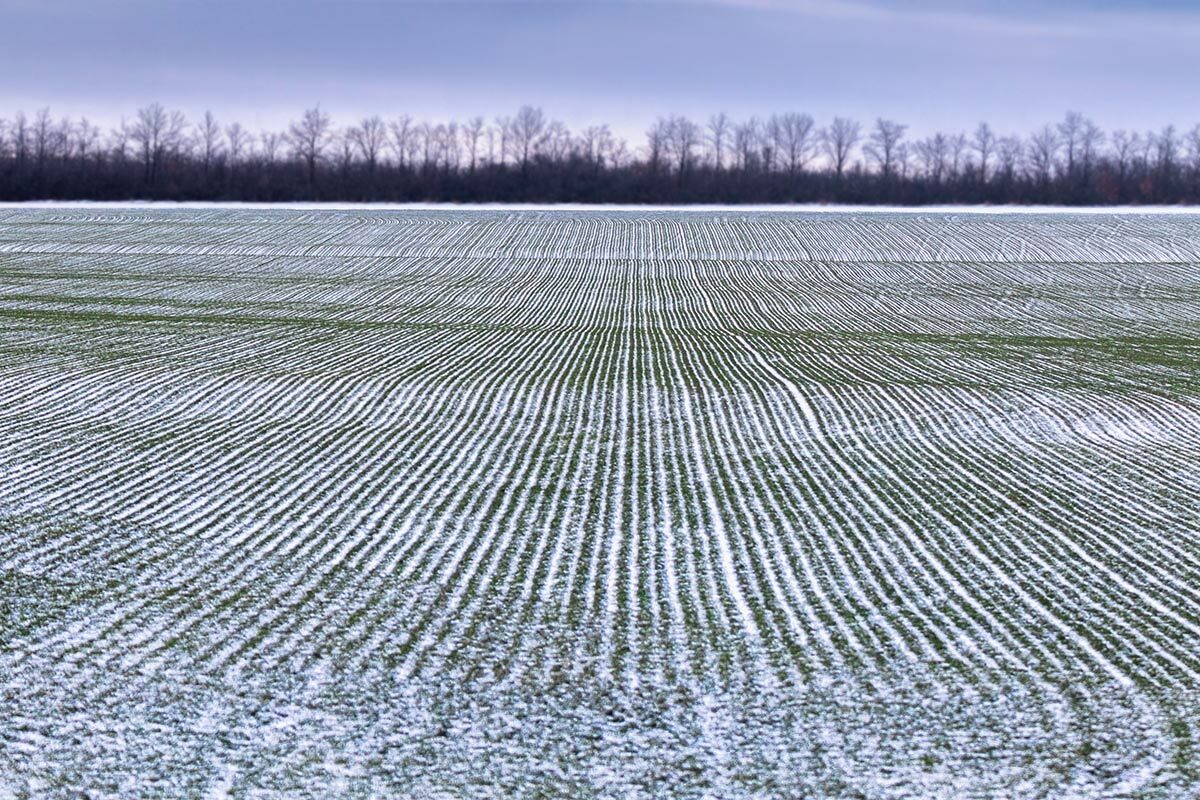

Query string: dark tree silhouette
[822,117,861,180]
[288,106,331,194]
[2,103,1200,205]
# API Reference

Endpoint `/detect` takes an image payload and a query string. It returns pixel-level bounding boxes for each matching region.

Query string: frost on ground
[1,208,1199,798]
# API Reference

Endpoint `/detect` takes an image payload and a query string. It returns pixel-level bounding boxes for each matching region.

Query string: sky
[2,0,1198,143]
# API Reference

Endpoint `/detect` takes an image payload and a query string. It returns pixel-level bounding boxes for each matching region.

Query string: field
[1,207,1199,798]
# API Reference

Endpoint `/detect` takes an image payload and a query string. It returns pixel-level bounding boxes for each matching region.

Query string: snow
[3,199,1200,214]
[2,207,1199,797]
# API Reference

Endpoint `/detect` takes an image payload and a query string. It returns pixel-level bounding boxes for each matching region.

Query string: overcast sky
[2,0,1198,142]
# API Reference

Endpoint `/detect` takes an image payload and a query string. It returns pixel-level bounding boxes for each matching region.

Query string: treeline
[2,104,1200,204]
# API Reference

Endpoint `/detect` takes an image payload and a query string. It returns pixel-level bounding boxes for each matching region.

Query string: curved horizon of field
[1,208,1199,797]
[6,199,1200,214]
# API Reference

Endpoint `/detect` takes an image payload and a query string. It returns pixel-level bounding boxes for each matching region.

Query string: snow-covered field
[1,207,1198,798]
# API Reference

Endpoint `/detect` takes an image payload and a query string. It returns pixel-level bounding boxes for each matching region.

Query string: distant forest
[2,104,1200,205]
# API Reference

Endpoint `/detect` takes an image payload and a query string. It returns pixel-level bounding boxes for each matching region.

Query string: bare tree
[442,121,461,171]
[972,122,994,182]
[226,123,250,168]
[33,108,55,176]
[732,118,759,172]
[1154,124,1179,174]
[995,135,1022,185]
[512,105,546,172]
[1151,124,1180,198]
[645,118,670,175]
[73,117,100,165]
[196,110,223,184]
[259,131,282,165]
[481,124,496,166]
[130,102,187,185]
[389,115,414,170]
[894,141,911,180]
[463,116,484,172]
[336,130,352,177]
[335,130,355,183]
[1078,118,1104,182]
[706,112,730,170]
[1109,129,1137,191]
[665,115,701,178]
[288,106,332,189]
[1057,111,1085,177]
[494,116,511,166]
[1027,124,1060,186]
[538,120,572,163]
[348,115,387,176]
[609,138,630,170]
[822,117,861,178]
[774,112,817,176]
[915,133,948,183]
[578,124,613,169]
[28,109,71,184]
[416,122,436,171]
[12,112,29,169]
[761,116,779,173]
[1136,129,1156,174]
[947,133,968,179]
[1187,124,1200,186]
[109,117,130,165]
[864,118,906,179]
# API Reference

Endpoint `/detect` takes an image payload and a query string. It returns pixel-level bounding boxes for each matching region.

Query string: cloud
[663,0,1200,41]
